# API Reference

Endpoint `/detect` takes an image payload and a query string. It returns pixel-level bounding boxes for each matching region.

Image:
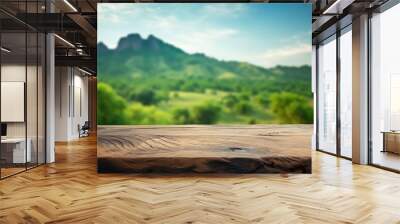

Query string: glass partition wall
[316,26,352,159]
[0,2,46,179]
[315,1,400,171]
[317,35,337,155]
[339,27,352,159]
[370,3,400,171]
[0,30,27,177]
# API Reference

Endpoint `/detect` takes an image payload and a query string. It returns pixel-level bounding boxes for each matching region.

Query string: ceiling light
[76,48,85,55]
[54,34,75,48]
[1,47,11,53]
[323,0,354,15]
[78,67,93,76]
[63,0,78,12]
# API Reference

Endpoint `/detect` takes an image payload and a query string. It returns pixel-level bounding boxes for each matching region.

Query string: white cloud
[241,44,311,68]
[147,15,179,30]
[170,28,239,54]
[99,3,240,54]
[278,32,311,46]
[98,3,157,24]
[262,44,311,60]
[202,4,245,16]
[98,3,148,15]
[136,11,239,55]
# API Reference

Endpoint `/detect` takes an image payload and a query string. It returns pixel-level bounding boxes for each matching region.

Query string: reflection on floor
[373,150,400,170]
[0,163,42,178]
[1,135,400,223]
[0,167,25,178]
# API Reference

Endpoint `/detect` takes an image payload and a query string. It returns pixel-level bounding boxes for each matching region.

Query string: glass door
[317,35,337,154]
[1,30,28,178]
[27,30,38,169]
[370,4,400,171]
[339,26,352,158]
[0,1,46,179]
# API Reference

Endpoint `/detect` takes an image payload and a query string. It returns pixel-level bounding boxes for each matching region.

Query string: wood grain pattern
[1,134,400,223]
[97,125,312,173]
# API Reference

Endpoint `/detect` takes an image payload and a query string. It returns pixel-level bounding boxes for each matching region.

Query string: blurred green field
[159,91,226,109]
[97,80,312,125]
[144,90,274,124]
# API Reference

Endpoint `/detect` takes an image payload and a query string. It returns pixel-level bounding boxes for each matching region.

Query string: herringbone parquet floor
[1,135,400,224]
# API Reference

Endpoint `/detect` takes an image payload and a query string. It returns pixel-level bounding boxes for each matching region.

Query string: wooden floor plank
[0,129,400,223]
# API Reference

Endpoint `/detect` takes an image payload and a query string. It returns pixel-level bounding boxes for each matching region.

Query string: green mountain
[98,34,311,94]
[97,33,313,125]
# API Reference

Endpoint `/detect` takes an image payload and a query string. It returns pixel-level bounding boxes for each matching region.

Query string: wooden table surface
[97,125,312,174]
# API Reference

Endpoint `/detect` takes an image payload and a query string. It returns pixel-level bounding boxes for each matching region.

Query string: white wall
[55,67,70,141]
[55,67,89,141]
[70,73,89,138]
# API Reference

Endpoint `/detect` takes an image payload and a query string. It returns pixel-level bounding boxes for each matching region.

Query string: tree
[248,118,257,124]
[131,89,157,105]
[235,101,253,115]
[124,103,172,125]
[97,82,127,125]
[173,108,191,124]
[238,92,251,101]
[222,94,239,108]
[256,92,271,107]
[191,102,221,124]
[269,92,313,124]
[172,92,180,98]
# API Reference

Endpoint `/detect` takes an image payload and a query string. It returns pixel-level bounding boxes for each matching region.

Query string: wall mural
[97,3,313,174]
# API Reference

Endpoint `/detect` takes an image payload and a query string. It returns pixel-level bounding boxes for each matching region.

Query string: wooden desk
[382,131,400,154]
[1,138,31,164]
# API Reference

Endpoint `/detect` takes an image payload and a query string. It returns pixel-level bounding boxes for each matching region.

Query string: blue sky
[98,3,311,68]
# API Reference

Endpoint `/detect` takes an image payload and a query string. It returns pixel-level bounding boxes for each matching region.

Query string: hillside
[97,33,313,125]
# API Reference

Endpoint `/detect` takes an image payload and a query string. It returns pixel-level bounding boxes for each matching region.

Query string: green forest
[97,34,313,125]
